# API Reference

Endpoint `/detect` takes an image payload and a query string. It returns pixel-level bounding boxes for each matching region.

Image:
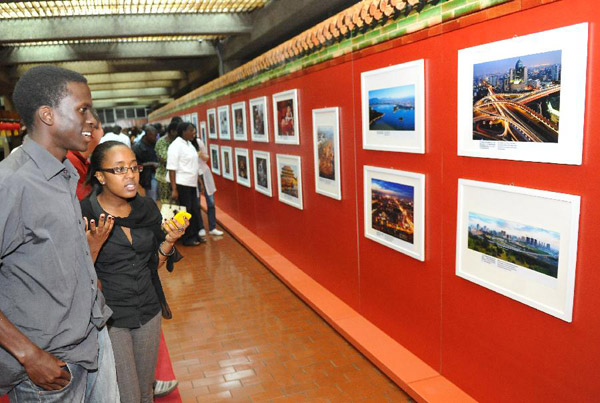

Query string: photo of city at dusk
[371,178,414,243]
[467,212,560,278]
[472,49,562,142]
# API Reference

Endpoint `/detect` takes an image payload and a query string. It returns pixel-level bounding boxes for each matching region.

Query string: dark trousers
[176,184,201,244]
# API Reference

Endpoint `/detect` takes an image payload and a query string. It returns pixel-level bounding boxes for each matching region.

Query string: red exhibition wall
[161,1,600,401]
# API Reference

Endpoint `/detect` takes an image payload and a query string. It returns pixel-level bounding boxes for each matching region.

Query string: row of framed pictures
[204,89,300,145]
[364,167,579,323]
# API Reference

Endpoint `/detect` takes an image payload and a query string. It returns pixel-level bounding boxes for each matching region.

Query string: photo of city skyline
[371,178,414,244]
[368,84,415,131]
[472,49,562,143]
[468,212,560,278]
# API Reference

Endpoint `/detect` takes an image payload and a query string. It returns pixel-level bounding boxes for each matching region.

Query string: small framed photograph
[220,146,234,180]
[361,59,425,153]
[249,96,269,143]
[276,154,303,209]
[232,102,248,141]
[207,108,217,139]
[253,150,272,197]
[273,89,299,145]
[209,144,220,175]
[364,166,425,261]
[312,107,341,200]
[457,23,588,164]
[235,148,251,187]
[191,112,198,129]
[199,121,208,146]
[218,105,231,140]
[456,179,580,322]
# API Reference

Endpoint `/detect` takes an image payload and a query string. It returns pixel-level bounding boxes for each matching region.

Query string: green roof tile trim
[150,0,513,120]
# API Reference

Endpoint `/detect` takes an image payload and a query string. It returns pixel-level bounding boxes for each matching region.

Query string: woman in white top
[166,122,203,246]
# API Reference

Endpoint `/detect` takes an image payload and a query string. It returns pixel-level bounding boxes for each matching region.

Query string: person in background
[167,121,205,246]
[155,117,182,204]
[100,124,131,147]
[0,65,119,401]
[196,135,223,237]
[66,109,104,200]
[132,124,159,199]
[82,141,188,403]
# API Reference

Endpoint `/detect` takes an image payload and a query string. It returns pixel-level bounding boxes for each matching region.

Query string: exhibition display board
[156,1,599,401]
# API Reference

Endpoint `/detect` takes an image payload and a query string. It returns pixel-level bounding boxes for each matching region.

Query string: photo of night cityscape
[472,49,562,142]
[371,178,414,243]
[468,212,560,278]
[368,85,415,131]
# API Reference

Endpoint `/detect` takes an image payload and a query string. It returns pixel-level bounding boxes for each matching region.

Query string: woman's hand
[162,217,189,243]
[85,214,114,261]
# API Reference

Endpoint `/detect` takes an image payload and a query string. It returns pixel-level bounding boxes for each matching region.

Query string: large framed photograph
[456,179,580,322]
[276,154,303,209]
[235,148,251,187]
[209,144,220,175]
[253,150,272,197]
[457,23,588,165]
[218,105,231,140]
[364,166,425,261]
[220,146,234,180]
[361,59,425,153]
[199,121,208,146]
[232,101,248,141]
[312,107,341,200]
[273,89,299,145]
[249,96,269,143]
[207,108,217,139]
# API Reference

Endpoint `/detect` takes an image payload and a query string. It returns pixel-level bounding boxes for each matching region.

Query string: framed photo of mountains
[457,23,588,165]
[361,59,425,153]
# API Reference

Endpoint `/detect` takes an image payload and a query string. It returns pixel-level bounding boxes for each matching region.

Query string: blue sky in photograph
[372,178,413,199]
[474,49,562,76]
[369,84,415,100]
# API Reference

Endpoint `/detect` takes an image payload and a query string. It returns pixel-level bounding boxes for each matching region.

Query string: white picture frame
[457,23,588,165]
[361,59,425,153]
[249,96,269,143]
[232,101,248,141]
[312,107,341,200]
[456,179,580,322]
[276,154,303,209]
[199,121,207,146]
[209,144,220,175]
[220,146,234,180]
[207,108,217,139]
[235,148,251,187]
[364,166,425,261]
[253,150,272,197]
[273,89,299,145]
[218,105,231,140]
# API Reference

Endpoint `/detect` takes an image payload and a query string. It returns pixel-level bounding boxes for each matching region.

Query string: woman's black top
[81,192,180,328]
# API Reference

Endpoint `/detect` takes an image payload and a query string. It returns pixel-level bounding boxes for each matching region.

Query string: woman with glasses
[80,140,188,403]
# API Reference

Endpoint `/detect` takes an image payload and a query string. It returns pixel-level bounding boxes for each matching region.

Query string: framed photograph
[273,89,299,145]
[276,154,303,209]
[191,112,198,129]
[207,108,217,139]
[249,96,269,143]
[312,107,341,200]
[209,144,220,175]
[235,148,251,187]
[199,121,208,146]
[456,179,580,322]
[218,105,231,140]
[220,146,234,180]
[253,150,272,197]
[364,166,425,261]
[361,59,425,153]
[457,23,588,165]
[232,101,248,141]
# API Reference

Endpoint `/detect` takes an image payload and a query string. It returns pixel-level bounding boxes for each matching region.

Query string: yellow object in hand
[173,211,191,225]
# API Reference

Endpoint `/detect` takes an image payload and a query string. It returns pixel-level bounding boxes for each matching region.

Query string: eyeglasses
[99,165,143,175]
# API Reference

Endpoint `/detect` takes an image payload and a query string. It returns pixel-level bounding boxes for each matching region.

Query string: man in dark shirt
[0,66,119,401]
[132,124,159,199]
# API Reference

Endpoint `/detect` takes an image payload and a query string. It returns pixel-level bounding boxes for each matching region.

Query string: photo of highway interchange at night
[472,50,562,143]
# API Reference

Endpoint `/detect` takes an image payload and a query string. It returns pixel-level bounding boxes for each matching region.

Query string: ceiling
[0,0,358,111]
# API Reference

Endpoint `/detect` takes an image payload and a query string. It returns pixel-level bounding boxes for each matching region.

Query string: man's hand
[170,188,179,202]
[21,345,71,391]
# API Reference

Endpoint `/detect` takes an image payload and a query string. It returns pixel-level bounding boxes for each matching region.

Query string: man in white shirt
[99,125,131,148]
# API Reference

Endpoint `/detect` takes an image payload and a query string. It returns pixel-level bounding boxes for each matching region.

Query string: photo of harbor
[368,84,415,131]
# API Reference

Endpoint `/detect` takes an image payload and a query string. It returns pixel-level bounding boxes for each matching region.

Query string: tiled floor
[160,218,414,402]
